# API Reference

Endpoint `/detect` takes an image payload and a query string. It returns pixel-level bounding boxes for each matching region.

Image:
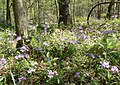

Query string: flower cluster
[20,46,29,52]
[18,76,26,82]
[101,61,119,72]
[0,58,7,69]
[101,30,117,35]
[0,58,6,64]
[101,61,110,68]
[70,40,78,44]
[111,66,119,73]
[47,70,58,78]
[15,54,29,60]
[37,48,42,52]
[78,26,83,30]
[9,36,22,44]
[9,39,14,43]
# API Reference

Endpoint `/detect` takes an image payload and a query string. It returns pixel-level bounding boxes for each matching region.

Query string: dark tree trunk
[6,0,11,27]
[107,0,114,20]
[58,0,72,25]
[97,1,101,19]
[13,0,28,47]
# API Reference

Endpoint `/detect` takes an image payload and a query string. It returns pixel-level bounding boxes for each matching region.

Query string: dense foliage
[0,17,120,85]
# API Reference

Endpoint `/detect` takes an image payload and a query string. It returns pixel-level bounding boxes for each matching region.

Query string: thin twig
[10,65,16,85]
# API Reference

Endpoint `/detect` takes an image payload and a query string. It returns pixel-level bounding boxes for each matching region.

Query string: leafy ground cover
[0,17,120,85]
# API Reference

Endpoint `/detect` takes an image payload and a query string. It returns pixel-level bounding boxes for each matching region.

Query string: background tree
[13,0,28,47]
[107,0,115,19]
[6,0,11,27]
[58,0,72,25]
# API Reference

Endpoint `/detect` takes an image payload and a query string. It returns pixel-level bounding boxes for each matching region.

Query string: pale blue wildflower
[111,66,119,72]
[101,61,110,68]
[18,76,26,82]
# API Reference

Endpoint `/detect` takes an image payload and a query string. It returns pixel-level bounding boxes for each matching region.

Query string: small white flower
[31,61,38,66]
[48,70,54,78]
[27,68,35,74]
[43,42,49,46]
[16,36,22,41]
[47,70,58,78]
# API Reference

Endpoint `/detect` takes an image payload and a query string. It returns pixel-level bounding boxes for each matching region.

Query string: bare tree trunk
[58,0,72,25]
[107,0,114,20]
[97,1,101,19]
[13,0,28,47]
[6,0,11,27]
[38,0,41,25]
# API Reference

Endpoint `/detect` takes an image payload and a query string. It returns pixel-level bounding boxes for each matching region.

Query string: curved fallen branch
[87,1,120,25]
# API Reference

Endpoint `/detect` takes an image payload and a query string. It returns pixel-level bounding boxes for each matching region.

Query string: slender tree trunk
[6,0,11,27]
[13,0,28,47]
[55,0,59,23]
[38,0,41,25]
[3,1,5,21]
[58,0,72,25]
[107,0,114,20]
[117,0,120,18]
[97,1,101,19]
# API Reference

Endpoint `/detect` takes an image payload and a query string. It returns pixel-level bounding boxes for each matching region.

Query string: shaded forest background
[0,0,120,27]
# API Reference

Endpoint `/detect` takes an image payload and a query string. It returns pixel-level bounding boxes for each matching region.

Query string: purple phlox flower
[86,36,90,39]
[27,68,35,74]
[15,53,29,60]
[102,30,118,35]
[24,53,29,58]
[15,54,24,60]
[18,76,26,82]
[20,46,29,52]
[61,37,68,41]
[16,36,22,41]
[111,66,119,72]
[0,58,7,64]
[37,48,42,52]
[88,28,93,31]
[81,35,90,40]
[70,40,78,44]
[101,61,110,68]
[9,39,14,43]
[0,58,7,69]
[78,26,83,30]
[81,35,87,39]
[74,72,80,77]
[47,70,58,78]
